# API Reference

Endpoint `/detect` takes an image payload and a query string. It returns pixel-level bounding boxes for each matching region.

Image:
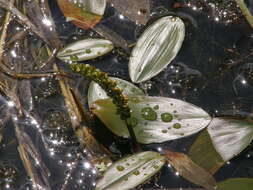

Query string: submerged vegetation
[0,0,253,190]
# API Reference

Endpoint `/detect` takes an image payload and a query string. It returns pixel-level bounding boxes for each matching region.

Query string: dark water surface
[0,0,253,189]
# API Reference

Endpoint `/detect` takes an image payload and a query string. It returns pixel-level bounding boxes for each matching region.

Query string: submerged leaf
[88,77,144,106]
[129,16,185,83]
[107,0,150,25]
[56,0,106,29]
[207,118,253,161]
[188,130,224,174]
[218,178,253,190]
[57,38,113,62]
[91,96,211,144]
[165,150,217,189]
[96,151,165,190]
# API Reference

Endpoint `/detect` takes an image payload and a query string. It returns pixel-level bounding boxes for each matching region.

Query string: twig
[235,0,253,28]
[0,0,13,57]
[0,0,50,44]
[16,126,51,190]
[0,62,68,79]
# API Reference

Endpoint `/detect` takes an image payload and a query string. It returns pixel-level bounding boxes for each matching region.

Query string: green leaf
[91,96,211,144]
[88,77,144,107]
[165,150,217,189]
[95,151,165,190]
[129,16,185,83]
[56,0,106,29]
[188,130,224,174]
[57,38,114,62]
[207,118,253,161]
[218,178,253,190]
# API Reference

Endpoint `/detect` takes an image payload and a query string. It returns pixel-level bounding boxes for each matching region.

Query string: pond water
[0,0,253,189]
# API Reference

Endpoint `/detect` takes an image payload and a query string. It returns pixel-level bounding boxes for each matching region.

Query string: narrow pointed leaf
[57,39,114,62]
[188,130,224,174]
[129,16,185,83]
[96,151,166,190]
[91,96,211,144]
[88,77,144,106]
[207,118,253,161]
[218,178,253,190]
[107,0,150,25]
[56,0,106,29]
[165,150,217,189]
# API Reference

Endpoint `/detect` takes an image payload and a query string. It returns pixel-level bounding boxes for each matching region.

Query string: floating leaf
[207,118,253,161]
[218,178,253,190]
[57,39,114,62]
[188,130,224,174]
[107,0,150,25]
[56,0,106,29]
[91,96,211,144]
[88,77,144,107]
[165,150,217,189]
[96,151,165,190]
[129,16,185,83]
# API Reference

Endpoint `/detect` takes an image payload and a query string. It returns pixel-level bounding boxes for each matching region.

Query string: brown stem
[0,0,50,44]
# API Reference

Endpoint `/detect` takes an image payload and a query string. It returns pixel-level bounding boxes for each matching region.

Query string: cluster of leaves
[0,0,252,189]
[54,0,253,189]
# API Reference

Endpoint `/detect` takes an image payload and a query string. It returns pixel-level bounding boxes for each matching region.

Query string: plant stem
[70,63,141,152]
[0,0,49,44]
[235,0,253,28]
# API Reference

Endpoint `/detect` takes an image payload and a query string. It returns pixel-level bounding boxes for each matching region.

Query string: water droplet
[133,170,140,175]
[65,49,73,53]
[131,97,140,103]
[70,55,79,61]
[141,107,157,121]
[127,117,138,127]
[173,123,181,129]
[85,49,92,54]
[171,17,177,22]
[161,113,173,122]
[153,105,159,110]
[162,129,168,133]
[116,165,125,171]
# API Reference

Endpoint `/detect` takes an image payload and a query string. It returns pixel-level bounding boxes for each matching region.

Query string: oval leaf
[96,151,165,190]
[207,118,253,161]
[129,16,185,83]
[57,0,106,29]
[165,150,217,189]
[57,39,114,62]
[91,96,211,144]
[188,130,224,174]
[88,77,145,107]
[218,178,253,190]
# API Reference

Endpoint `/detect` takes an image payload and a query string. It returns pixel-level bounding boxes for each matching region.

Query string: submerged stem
[70,63,141,151]
[235,0,253,28]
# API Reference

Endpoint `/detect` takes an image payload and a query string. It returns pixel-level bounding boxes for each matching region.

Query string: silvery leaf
[82,0,106,16]
[91,96,211,144]
[208,118,253,161]
[129,16,185,83]
[95,151,165,190]
[57,38,113,62]
[88,77,144,107]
